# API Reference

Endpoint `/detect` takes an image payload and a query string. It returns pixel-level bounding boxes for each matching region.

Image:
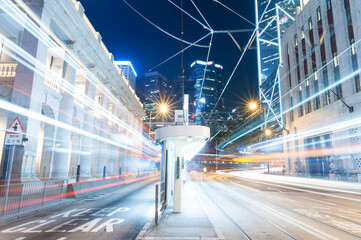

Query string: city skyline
[79,0,259,110]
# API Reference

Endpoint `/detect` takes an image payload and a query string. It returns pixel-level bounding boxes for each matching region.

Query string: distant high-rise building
[115,61,137,90]
[136,71,168,121]
[168,76,183,112]
[190,60,225,133]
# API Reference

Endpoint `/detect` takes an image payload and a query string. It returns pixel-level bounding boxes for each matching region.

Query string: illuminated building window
[298,90,304,117]
[317,7,321,21]
[333,53,339,67]
[355,75,361,92]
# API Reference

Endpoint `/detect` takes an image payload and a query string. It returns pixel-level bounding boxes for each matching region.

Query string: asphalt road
[193,172,361,240]
[0,177,158,240]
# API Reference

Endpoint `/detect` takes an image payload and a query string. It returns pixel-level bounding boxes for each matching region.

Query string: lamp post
[149,104,169,135]
[264,127,272,174]
[248,100,272,173]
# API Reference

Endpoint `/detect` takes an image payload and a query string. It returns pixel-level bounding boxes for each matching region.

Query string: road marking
[2,220,47,233]
[56,238,68,240]
[22,220,56,233]
[45,218,89,232]
[300,196,337,206]
[107,207,130,216]
[90,218,124,232]
[50,209,85,218]
[15,238,26,240]
[73,208,98,217]
[68,218,102,232]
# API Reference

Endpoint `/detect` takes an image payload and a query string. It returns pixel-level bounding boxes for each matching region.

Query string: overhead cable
[147,32,212,72]
[167,0,211,31]
[122,0,208,48]
[209,29,257,120]
[190,0,212,30]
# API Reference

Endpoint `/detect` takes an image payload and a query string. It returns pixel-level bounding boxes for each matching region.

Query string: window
[355,75,361,92]
[336,84,343,99]
[325,91,331,105]
[289,97,294,122]
[298,90,304,117]
[333,52,339,67]
[306,84,312,114]
[314,77,321,110]
[317,7,321,21]
[308,18,313,30]
[294,35,298,46]
[301,27,305,39]
[327,0,332,10]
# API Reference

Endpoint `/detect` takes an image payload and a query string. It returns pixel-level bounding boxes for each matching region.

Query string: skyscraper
[255,0,299,132]
[136,71,168,122]
[115,61,137,90]
[190,60,225,134]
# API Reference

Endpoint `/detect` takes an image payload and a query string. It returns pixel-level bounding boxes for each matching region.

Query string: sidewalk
[137,181,222,240]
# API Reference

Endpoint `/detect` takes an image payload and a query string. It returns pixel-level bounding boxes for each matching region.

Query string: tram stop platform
[137,179,223,240]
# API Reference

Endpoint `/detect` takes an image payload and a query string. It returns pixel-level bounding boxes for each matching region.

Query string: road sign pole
[4,145,16,212]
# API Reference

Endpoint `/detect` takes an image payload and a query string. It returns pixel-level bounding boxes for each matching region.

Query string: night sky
[79,0,258,110]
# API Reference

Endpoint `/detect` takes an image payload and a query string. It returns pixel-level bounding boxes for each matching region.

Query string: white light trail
[1,0,158,151]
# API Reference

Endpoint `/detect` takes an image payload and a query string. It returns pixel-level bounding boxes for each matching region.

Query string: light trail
[0,1,159,152]
[0,39,158,153]
[10,0,147,130]
[1,173,160,212]
[0,99,145,154]
[223,41,361,148]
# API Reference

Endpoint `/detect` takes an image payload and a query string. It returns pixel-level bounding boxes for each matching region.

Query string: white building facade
[280,0,361,179]
[0,0,154,182]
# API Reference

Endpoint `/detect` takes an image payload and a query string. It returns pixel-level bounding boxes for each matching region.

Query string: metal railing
[155,181,166,225]
[0,179,68,216]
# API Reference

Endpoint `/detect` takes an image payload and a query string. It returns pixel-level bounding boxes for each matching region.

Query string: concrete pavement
[137,179,222,240]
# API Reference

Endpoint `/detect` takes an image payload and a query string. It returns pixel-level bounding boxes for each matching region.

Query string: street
[193,172,361,240]
[0,177,157,240]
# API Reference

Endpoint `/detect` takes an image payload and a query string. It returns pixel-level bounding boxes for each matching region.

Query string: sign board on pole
[5,133,22,145]
[6,117,24,133]
[5,117,24,146]
[174,110,184,123]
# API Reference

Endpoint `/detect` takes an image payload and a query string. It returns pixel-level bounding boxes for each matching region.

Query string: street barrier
[0,179,67,215]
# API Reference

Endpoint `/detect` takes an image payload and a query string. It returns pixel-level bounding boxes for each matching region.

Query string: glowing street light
[248,101,258,111]
[159,104,168,113]
[265,128,272,136]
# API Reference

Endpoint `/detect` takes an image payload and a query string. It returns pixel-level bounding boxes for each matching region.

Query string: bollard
[155,184,159,225]
[76,164,81,182]
[119,167,122,179]
[103,166,106,179]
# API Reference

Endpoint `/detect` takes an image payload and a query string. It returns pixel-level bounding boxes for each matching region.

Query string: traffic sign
[6,117,24,133]
[5,133,22,145]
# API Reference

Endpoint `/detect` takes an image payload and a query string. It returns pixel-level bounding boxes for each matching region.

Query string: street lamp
[248,101,258,111]
[265,128,272,136]
[160,104,168,114]
[264,127,272,174]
